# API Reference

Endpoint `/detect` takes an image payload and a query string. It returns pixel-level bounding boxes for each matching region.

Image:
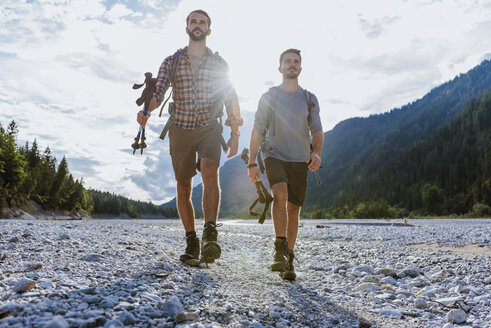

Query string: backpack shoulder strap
[303,89,316,112]
[169,49,183,86]
[213,51,231,71]
[158,49,182,117]
[303,89,316,128]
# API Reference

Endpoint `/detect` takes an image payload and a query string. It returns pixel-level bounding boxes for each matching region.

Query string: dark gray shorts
[169,124,221,180]
[265,157,309,207]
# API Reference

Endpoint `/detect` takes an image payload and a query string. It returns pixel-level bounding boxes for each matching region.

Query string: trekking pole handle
[140,109,148,134]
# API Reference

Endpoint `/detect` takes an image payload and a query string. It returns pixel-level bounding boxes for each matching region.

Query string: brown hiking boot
[179,234,200,262]
[280,249,296,281]
[270,238,288,272]
[201,222,221,263]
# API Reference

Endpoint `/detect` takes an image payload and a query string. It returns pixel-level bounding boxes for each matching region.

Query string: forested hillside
[307,59,491,210]
[0,122,176,219]
[90,190,177,218]
[329,88,491,218]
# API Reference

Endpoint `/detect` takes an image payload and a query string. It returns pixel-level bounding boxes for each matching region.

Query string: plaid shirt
[155,47,242,130]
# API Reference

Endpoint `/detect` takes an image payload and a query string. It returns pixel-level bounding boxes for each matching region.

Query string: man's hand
[248,166,260,183]
[307,152,321,171]
[137,110,151,126]
[225,135,239,158]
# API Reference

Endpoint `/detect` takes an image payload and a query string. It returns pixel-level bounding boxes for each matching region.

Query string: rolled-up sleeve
[309,94,323,134]
[154,55,173,105]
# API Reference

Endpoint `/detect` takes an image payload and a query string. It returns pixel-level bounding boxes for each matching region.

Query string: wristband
[247,163,257,168]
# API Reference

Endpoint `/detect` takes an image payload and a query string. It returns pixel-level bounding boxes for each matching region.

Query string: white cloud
[1,0,491,204]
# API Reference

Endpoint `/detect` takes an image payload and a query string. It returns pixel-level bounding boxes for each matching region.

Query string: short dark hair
[279,48,301,66]
[186,10,211,27]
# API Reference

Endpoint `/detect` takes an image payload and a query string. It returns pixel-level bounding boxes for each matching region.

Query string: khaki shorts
[169,124,221,180]
[265,157,309,207]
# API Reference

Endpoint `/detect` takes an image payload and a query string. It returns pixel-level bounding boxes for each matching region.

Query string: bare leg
[287,201,301,250]
[200,158,220,224]
[176,178,195,232]
[271,182,288,237]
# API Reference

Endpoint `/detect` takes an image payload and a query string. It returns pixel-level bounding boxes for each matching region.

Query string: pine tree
[0,121,27,209]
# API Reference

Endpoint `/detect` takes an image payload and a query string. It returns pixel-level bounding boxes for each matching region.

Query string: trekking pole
[307,158,322,185]
[132,72,156,155]
[241,148,273,224]
[132,110,147,155]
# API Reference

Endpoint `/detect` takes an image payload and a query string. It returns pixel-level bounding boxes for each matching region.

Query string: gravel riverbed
[0,218,490,328]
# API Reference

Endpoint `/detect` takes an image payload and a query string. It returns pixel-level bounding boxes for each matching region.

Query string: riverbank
[1,219,490,327]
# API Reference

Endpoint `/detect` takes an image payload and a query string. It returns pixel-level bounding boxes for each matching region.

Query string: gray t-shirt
[254,86,322,162]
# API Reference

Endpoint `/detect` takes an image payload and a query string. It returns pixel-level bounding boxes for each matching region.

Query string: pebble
[103,319,124,328]
[175,312,199,323]
[79,254,105,262]
[356,283,377,291]
[446,309,467,324]
[118,311,136,325]
[13,277,36,293]
[402,264,420,277]
[83,295,100,304]
[249,323,264,328]
[414,298,428,309]
[99,296,119,309]
[42,316,69,328]
[160,295,184,318]
[375,267,398,278]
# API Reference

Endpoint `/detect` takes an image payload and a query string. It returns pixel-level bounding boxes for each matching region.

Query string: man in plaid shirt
[137,9,242,264]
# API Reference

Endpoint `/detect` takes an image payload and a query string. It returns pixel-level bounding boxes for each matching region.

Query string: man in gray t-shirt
[247,49,324,281]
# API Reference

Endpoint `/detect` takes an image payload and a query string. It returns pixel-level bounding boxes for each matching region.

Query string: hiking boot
[280,249,296,281]
[179,234,200,262]
[201,222,221,263]
[270,238,288,272]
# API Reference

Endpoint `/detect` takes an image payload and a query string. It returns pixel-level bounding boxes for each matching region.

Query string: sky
[1,0,491,204]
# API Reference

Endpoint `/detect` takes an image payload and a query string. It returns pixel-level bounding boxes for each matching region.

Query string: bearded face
[188,26,208,41]
[186,12,210,41]
[285,65,300,78]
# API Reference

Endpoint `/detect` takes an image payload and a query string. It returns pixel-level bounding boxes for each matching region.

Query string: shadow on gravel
[284,282,372,328]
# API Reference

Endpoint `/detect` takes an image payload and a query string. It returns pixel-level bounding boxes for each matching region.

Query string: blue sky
[1,0,491,204]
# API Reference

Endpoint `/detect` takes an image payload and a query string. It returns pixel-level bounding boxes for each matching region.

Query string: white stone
[356,283,378,291]
[436,296,465,307]
[402,265,419,277]
[446,309,467,324]
[381,276,397,285]
[160,295,184,318]
[353,265,374,275]
[414,298,428,309]
[141,292,161,303]
[377,309,402,318]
